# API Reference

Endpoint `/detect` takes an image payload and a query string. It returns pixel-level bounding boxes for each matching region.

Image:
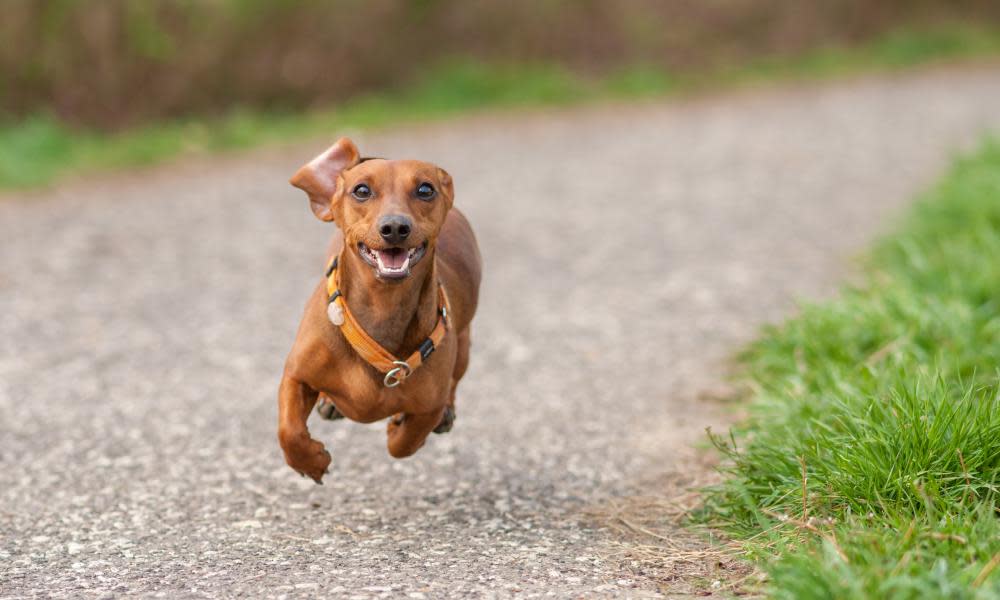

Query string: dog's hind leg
[434,326,470,434]
[316,394,344,420]
[433,402,455,434]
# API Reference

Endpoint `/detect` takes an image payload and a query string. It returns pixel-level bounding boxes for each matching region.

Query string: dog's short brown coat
[278,137,481,483]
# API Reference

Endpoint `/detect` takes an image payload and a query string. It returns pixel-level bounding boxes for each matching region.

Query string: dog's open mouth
[358,241,427,279]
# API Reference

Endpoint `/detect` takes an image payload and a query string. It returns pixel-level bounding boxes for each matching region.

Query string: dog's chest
[319,350,451,422]
[333,358,395,397]
[317,359,406,419]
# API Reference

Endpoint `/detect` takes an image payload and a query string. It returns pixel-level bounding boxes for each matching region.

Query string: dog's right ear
[289,137,360,221]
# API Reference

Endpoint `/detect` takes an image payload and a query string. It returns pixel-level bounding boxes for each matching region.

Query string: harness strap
[325,254,450,387]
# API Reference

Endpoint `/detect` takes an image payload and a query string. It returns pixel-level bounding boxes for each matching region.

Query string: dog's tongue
[379,248,407,269]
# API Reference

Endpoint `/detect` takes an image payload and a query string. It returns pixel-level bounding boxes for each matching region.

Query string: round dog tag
[327,301,345,326]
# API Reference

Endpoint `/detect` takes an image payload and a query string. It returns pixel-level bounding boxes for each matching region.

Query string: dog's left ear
[290,137,360,221]
[437,168,454,209]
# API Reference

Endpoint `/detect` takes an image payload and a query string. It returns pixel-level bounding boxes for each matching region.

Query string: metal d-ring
[384,361,412,388]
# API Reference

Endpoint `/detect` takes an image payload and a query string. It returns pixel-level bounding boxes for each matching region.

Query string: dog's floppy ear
[289,137,360,221]
[437,168,454,210]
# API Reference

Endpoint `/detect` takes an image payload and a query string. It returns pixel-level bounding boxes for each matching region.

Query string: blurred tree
[1,0,997,129]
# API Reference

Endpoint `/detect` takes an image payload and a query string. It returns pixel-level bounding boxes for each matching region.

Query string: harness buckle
[384,361,412,388]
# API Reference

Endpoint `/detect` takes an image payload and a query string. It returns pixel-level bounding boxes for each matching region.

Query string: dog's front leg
[386,406,447,459]
[277,374,331,483]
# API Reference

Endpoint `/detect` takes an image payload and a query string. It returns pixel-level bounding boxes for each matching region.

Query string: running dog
[279,137,481,483]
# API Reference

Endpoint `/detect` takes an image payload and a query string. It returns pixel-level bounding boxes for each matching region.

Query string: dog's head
[290,137,454,281]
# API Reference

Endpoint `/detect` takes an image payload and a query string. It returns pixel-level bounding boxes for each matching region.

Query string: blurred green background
[3,0,1000,188]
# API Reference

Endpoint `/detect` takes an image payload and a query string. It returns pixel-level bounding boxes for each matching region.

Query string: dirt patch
[586,451,761,596]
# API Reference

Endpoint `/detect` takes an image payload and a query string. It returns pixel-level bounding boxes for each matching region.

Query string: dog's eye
[351,184,372,201]
[415,182,436,201]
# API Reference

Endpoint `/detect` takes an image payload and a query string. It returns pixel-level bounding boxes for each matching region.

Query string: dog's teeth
[373,248,411,275]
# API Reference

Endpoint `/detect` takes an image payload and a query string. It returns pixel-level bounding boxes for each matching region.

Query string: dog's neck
[337,248,439,354]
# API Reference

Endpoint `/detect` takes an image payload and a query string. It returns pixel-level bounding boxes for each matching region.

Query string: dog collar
[324,254,451,387]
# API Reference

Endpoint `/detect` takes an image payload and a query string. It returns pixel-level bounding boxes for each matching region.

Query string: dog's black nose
[378,215,412,244]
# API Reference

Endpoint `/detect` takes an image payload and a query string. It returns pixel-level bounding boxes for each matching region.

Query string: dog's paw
[433,405,455,434]
[283,439,332,484]
[297,447,332,484]
[316,398,344,421]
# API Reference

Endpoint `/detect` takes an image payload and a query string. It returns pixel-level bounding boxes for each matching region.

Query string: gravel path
[3,66,1000,599]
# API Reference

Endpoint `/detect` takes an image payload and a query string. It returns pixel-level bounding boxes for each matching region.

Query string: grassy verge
[3,23,1000,191]
[703,141,1000,598]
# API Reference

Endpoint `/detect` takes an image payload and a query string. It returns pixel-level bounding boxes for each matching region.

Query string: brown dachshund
[279,137,481,483]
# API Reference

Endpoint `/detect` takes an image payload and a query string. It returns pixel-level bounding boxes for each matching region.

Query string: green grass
[701,141,1000,598]
[3,23,1000,190]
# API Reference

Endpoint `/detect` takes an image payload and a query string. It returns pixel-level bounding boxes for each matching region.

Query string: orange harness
[325,255,451,387]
